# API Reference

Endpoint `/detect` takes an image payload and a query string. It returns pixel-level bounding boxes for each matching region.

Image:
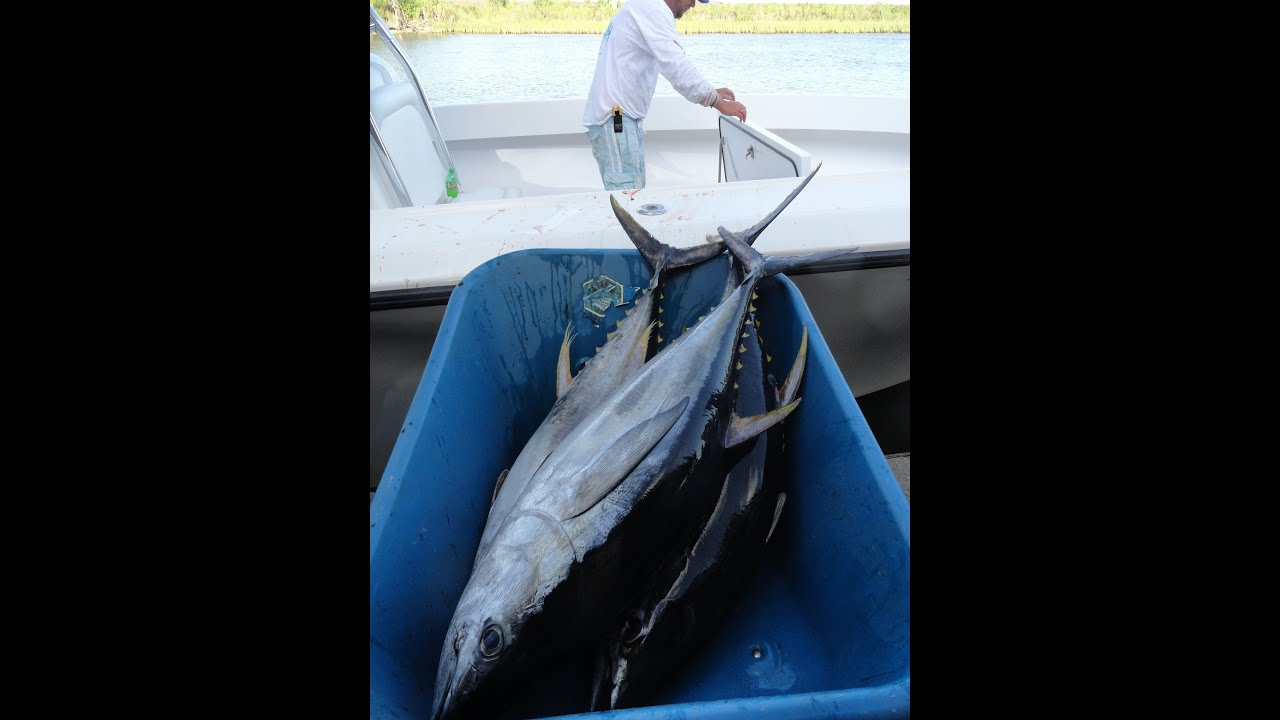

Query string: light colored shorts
[586,116,645,190]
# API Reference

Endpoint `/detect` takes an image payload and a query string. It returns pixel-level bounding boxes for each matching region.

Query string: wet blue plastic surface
[370,250,910,720]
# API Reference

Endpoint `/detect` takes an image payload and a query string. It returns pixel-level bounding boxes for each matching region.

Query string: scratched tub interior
[370,249,910,720]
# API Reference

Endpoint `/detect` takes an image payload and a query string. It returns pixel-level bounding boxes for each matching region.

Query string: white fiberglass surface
[444,128,908,200]
[774,129,910,175]
[370,169,909,293]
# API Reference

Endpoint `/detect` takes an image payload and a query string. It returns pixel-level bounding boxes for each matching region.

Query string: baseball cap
[698,0,710,3]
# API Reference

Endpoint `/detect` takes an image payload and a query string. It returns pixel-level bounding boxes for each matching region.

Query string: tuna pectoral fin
[778,326,808,406]
[562,396,690,520]
[556,323,577,399]
[725,398,800,449]
[491,468,509,504]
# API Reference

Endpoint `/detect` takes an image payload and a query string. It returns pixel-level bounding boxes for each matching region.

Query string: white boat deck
[372,95,909,293]
[430,94,908,197]
[443,126,909,198]
[370,169,909,293]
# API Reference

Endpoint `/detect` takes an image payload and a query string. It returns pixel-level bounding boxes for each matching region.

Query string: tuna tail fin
[718,225,860,279]
[734,162,823,246]
[609,195,725,281]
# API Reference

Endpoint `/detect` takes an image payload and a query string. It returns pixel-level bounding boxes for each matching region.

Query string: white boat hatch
[719,116,812,182]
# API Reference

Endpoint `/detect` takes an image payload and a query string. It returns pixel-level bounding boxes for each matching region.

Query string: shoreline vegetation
[372,1,910,34]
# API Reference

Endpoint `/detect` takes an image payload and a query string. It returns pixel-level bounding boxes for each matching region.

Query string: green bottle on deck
[446,167,459,199]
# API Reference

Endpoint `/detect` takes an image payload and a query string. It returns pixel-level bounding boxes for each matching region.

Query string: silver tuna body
[477,207,726,564]
[596,269,797,709]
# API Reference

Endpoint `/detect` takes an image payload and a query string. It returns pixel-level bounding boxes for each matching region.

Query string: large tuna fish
[432,167,848,720]
[590,246,805,710]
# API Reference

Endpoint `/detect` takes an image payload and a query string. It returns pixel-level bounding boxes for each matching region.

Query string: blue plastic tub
[370,249,910,720]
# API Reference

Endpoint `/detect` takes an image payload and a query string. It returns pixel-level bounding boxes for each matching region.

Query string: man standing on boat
[584,0,747,190]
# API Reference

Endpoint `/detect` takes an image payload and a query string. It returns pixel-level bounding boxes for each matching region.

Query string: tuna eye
[480,624,503,658]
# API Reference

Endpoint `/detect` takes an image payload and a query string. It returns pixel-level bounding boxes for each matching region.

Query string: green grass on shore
[371,0,910,34]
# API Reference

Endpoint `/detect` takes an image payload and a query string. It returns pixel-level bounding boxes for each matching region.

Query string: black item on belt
[612,104,623,133]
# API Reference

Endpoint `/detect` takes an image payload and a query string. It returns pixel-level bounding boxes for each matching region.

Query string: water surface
[377,33,910,105]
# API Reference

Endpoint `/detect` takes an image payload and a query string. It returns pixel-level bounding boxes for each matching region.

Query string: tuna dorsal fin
[556,323,576,399]
[491,468,509,504]
[724,398,800,449]
[765,492,787,544]
[562,396,690,520]
[778,326,808,405]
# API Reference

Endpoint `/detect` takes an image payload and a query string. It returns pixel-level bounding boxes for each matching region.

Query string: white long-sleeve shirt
[582,0,718,127]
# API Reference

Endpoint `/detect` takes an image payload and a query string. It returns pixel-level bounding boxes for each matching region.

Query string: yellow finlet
[739,344,747,353]
[736,361,743,370]
[658,321,664,328]
[659,307,664,314]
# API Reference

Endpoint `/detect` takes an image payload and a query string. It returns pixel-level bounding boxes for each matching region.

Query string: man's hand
[716,87,736,102]
[714,97,747,122]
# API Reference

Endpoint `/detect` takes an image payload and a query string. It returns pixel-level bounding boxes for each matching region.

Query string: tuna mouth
[433,661,482,720]
[431,673,454,720]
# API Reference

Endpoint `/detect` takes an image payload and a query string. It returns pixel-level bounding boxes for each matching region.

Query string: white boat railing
[369,5,459,196]
[369,115,413,208]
